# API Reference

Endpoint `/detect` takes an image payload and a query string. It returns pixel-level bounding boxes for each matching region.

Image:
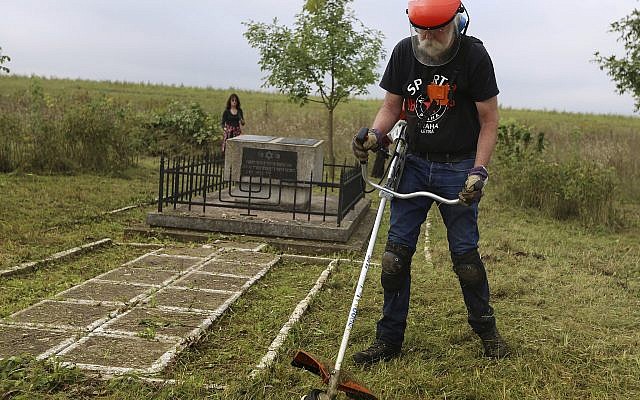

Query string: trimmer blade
[292,350,378,400]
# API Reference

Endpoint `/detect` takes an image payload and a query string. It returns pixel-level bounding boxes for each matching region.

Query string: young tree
[244,0,384,164]
[594,9,640,112]
[0,46,10,74]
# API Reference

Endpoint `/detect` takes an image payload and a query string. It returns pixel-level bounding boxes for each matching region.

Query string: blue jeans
[376,154,495,346]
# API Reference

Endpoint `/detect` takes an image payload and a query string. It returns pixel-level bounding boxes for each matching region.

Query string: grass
[0,76,638,399]
[4,187,636,398]
[0,157,159,269]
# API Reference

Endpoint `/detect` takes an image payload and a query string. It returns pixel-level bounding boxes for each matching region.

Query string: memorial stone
[223,135,324,206]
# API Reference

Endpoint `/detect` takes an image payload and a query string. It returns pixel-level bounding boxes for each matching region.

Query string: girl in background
[221,93,245,153]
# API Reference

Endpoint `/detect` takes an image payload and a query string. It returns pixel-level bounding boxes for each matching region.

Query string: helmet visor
[410,15,462,66]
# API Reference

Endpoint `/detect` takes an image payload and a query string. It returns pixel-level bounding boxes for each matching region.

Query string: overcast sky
[1,0,638,116]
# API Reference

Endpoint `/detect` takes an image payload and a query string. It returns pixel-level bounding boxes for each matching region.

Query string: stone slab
[173,272,250,291]
[126,205,376,256]
[0,325,73,358]
[57,281,151,304]
[275,137,321,146]
[234,135,275,142]
[128,254,202,271]
[60,334,174,369]
[157,246,219,258]
[199,260,267,276]
[212,250,278,265]
[7,300,118,330]
[153,287,231,311]
[98,267,178,286]
[101,307,208,338]
[146,199,370,243]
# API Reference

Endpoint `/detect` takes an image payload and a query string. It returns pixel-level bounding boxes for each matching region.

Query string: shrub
[495,118,545,163]
[0,80,140,174]
[62,93,139,173]
[144,101,221,156]
[494,120,620,228]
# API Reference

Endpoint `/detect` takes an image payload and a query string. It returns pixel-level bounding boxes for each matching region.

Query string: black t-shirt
[222,108,244,128]
[380,35,499,154]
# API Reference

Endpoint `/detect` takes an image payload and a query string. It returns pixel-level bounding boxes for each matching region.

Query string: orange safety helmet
[406,0,468,66]
[407,0,464,30]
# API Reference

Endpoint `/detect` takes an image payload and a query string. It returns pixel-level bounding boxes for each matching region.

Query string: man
[351,0,508,365]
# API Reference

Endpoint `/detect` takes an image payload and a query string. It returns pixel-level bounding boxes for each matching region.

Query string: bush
[62,93,139,173]
[0,80,140,174]
[144,101,221,156]
[495,118,545,163]
[494,120,620,228]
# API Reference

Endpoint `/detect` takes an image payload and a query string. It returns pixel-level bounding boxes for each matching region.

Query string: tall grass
[0,79,142,174]
[493,119,622,228]
[500,108,640,201]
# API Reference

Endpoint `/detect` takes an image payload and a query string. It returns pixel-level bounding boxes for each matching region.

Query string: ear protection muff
[458,15,467,33]
[458,3,469,35]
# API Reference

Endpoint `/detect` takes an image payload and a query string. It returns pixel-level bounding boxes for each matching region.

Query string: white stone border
[249,255,360,378]
[0,238,113,277]
[249,257,338,378]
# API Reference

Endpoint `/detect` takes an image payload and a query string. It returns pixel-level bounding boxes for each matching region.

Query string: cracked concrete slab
[6,300,118,331]
[0,325,75,358]
[97,267,178,286]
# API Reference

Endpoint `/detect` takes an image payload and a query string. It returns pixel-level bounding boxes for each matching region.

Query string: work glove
[351,128,384,163]
[458,166,489,206]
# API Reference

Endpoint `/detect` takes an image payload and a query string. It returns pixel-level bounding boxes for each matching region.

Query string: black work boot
[352,339,401,366]
[479,328,510,359]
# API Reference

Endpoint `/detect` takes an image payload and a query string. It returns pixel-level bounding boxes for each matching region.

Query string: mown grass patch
[224,196,640,400]
[0,195,637,399]
[0,158,158,269]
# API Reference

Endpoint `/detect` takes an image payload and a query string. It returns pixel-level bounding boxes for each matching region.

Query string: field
[0,76,639,399]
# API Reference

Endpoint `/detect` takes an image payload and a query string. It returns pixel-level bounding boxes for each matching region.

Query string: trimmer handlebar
[361,164,461,205]
[359,120,461,205]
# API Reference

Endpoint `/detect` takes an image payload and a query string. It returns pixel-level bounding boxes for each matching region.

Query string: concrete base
[127,205,376,257]
[146,197,371,244]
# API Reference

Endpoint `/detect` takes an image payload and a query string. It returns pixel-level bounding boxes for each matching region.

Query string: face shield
[410,13,463,67]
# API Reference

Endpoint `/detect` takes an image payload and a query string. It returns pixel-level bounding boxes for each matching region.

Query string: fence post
[158,155,165,212]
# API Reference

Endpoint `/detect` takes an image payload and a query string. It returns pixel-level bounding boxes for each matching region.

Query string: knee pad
[381,242,414,291]
[452,249,486,288]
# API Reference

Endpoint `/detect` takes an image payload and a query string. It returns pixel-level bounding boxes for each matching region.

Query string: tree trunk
[327,107,335,166]
[326,107,336,179]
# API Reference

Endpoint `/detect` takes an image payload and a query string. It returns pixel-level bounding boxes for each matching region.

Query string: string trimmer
[292,121,460,399]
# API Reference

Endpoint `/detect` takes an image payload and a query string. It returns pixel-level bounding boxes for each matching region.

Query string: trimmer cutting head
[292,350,378,400]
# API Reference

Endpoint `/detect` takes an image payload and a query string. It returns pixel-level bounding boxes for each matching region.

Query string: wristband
[469,166,488,180]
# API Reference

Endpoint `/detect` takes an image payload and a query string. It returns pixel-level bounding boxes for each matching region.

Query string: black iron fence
[157,153,365,226]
